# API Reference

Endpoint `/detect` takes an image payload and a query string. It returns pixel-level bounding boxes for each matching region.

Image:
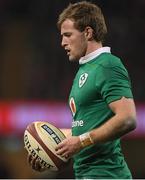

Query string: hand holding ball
[24,121,69,171]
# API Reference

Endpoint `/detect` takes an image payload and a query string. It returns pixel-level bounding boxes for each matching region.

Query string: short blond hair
[57,1,107,42]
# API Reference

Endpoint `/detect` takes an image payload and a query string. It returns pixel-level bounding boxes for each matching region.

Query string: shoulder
[97,53,124,69]
[93,53,130,83]
[95,53,129,77]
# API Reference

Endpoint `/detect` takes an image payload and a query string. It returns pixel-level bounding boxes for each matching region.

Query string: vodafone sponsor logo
[69,97,76,116]
[72,119,84,128]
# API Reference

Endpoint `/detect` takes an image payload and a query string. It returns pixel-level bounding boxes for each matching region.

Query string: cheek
[73,39,87,55]
[77,41,87,56]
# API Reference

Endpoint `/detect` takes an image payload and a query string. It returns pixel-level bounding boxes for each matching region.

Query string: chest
[69,66,102,107]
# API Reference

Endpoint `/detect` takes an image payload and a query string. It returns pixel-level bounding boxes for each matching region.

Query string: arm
[89,96,137,143]
[56,97,137,157]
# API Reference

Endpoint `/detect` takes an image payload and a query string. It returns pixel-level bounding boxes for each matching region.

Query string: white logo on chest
[79,73,88,88]
[72,120,84,128]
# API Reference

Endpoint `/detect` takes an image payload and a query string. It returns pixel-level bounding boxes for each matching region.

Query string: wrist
[79,132,94,148]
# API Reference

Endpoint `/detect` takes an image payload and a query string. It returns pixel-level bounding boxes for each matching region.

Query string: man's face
[60,19,87,62]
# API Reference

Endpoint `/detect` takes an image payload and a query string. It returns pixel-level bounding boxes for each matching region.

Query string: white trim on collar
[79,47,111,65]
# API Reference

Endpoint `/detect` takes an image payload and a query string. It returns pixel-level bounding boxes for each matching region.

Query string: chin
[69,57,77,62]
[69,55,81,62]
[69,59,79,63]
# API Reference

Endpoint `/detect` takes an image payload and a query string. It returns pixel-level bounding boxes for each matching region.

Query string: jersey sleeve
[100,64,133,104]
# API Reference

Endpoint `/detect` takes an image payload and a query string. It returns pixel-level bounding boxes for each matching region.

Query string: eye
[63,32,72,37]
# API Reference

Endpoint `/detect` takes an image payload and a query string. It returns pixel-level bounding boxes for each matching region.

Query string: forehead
[61,19,76,34]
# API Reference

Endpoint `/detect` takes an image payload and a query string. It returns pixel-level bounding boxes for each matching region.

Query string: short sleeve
[100,65,133,104]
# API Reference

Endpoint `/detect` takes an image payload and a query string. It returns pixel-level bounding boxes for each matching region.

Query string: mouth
[65,49,71,56]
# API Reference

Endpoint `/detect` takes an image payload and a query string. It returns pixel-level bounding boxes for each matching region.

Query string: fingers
[31,157,40,171]
[56,147,67,157]
[64,154,69,159]
[27,154,45,172]
[55,141,63,151]
[27,154,32,163]
[55,142,70,159]
[55,142,65,155]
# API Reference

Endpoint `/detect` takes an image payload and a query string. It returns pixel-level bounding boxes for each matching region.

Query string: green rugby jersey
[69,47,133,179]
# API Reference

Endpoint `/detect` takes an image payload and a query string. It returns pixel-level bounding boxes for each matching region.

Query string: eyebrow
[61,32,72,36]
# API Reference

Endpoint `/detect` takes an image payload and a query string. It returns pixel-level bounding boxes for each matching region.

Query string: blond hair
[57,1,107,42]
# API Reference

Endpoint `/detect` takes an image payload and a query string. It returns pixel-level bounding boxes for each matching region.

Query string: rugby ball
[24,121,68,171]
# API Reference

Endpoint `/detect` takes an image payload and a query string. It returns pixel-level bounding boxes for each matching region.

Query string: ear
[84,26,93,41]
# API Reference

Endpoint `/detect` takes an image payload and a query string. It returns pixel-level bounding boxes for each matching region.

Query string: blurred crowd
[0,0,145,179]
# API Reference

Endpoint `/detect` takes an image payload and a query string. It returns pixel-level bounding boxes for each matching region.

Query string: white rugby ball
[24,121,68,171]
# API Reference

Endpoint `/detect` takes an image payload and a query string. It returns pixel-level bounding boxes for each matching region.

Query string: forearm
[86,97,137,145]
[89,114,136,145]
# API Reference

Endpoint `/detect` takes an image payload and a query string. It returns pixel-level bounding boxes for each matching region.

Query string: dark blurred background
[0,0,145,179]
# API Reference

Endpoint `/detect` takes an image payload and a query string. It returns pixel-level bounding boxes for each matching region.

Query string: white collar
[79,47,111,65]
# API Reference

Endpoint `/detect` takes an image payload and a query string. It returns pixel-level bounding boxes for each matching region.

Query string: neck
[85,41,102,55]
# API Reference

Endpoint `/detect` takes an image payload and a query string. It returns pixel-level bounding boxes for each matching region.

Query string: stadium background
[0,0,145,178]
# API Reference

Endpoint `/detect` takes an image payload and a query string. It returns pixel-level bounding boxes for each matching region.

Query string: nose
[61,36,67,48]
